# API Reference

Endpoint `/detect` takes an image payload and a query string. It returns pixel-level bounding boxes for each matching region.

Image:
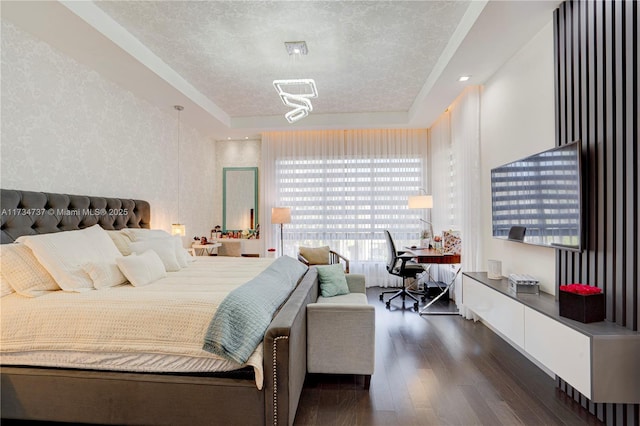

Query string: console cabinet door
[463,276,525,348]
[524,307,591,398]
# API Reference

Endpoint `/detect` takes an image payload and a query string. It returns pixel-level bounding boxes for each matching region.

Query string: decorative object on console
[559,284,605,323]
[171,105,186,237]
[487,259,502,280]
[508,274,540,295]
[271,207,291,256]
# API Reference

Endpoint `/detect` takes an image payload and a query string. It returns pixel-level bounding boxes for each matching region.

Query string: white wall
[0,21,216,245]
[213,139,261,230]
[480,21,556,294]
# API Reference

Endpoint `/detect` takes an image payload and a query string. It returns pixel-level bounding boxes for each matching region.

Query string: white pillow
[0,243,59,297]
[121,229,189,267]
[106,230,133,256]
[121,228,171,242]
[83,261,128,289]
[116,251,167,287]
[129,238,181,272]
[17,225,123,292]
[173,237,189,268]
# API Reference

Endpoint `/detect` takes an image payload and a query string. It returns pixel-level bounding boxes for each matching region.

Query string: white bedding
[0,256,275,389]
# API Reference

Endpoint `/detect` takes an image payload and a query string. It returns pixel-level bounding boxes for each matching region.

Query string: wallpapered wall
[0,21,216,244]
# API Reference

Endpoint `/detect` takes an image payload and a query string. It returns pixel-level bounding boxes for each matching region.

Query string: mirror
[223,167,258,232]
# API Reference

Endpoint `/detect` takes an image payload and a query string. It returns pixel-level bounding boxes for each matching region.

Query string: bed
[0,189,319,426]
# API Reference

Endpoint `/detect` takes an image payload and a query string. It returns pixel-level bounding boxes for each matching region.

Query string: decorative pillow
[316,264,350,298]
[0,243,60,297]
[299,246,330,265]
[121,229,189,267]
[106,230,133,256]
[83,261,128,289]
[129,238,181,272]
[173,236,189,268]
[17,225,122,292]
[120,228,171,242]
[116,251,167,287]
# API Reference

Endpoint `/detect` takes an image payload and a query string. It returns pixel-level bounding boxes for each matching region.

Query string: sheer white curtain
[262,129,428,287]
[430,86,483,315]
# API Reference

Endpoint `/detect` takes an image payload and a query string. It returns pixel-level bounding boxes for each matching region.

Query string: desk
[406,248,461,315]
[191,243,221,256]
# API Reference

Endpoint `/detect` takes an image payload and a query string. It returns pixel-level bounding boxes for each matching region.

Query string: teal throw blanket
[203,255,308,364]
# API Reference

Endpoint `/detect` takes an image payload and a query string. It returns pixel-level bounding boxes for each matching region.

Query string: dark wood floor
[293,287,603,426]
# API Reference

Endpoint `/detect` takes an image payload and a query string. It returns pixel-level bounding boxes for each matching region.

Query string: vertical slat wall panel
[636,0,640,337]
[612,1,627,330]
[604,0,616,322]
[554,1,638,425]
[624,0,638,333]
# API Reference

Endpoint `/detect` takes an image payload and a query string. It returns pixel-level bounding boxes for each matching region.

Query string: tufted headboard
[0,189,151,244]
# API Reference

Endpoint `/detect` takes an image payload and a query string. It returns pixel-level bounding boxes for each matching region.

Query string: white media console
[462,272,640,404]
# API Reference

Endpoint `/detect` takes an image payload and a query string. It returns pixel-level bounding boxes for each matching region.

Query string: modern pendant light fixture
[171,105,186,237]
[273,79,318,123]
[274,41,318,123]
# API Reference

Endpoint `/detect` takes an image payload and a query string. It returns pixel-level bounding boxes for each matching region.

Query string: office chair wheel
[421,296,427,302]
[379,294,383,301]
[385,301,390,309]
[414,302,419,312]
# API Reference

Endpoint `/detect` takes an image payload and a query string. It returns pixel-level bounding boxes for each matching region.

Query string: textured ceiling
[96,1,471,118]
[3,0,559,137]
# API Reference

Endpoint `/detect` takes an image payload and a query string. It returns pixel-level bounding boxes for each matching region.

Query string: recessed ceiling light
[227,137,231,140]
[284,41,308,56]
[458,75,471,82]
[245,137,249,140]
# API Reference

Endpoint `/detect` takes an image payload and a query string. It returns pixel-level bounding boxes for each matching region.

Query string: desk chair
[379,230,424,312]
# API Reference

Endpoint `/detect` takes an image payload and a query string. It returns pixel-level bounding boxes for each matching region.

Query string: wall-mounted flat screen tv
[491,140,582,251]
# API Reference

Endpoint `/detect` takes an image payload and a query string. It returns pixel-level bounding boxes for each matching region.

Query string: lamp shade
[408,195,433,209]
[271,207,291,224]
[171,223,186,236]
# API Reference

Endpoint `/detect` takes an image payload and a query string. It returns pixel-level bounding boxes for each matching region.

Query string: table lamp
[408,194,433,246]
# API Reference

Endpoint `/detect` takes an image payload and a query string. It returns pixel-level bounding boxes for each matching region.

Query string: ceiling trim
[231,111,412,133]
[408,0,488,124]
[59,0,230,127]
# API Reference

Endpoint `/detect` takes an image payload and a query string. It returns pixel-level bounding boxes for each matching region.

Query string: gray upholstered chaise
[306,273,375,388]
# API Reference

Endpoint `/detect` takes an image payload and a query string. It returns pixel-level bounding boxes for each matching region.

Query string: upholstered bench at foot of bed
[306,274,375,389]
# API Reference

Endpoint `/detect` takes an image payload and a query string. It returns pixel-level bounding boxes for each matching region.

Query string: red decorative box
[559,290,605,323]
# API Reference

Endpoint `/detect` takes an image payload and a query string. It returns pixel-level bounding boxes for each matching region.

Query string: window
[263,129,428,286]
[277,156,424,283]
